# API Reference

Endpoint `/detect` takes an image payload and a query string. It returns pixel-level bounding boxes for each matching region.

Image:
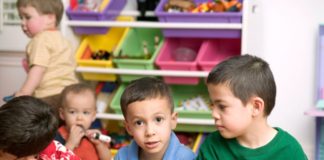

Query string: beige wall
[0,52,26,106]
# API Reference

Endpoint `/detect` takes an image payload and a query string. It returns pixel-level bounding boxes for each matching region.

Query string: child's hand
[66,125,85,150]
[86,129,112,160]
[86,129,110,147]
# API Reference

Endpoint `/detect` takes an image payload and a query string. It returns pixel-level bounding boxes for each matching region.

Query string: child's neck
[237,123,277,149]
[139,149,164,160]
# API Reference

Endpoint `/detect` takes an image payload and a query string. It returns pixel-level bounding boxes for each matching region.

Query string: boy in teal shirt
[196,55,307,160]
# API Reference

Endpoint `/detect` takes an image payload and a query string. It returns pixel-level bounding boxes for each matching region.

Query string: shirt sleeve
[39,140,81,160]
[27,33,51,67]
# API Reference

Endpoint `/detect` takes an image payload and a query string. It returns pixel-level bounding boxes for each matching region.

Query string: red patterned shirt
[39,140,81,160]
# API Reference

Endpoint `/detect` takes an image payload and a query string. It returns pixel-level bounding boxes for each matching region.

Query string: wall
[0,53,26,106]
[0,0,324,159]
[263,0,324,159]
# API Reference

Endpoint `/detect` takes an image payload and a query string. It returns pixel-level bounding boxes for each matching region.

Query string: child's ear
[171,112,178,130]
[59,107,65,120]
[250,96,264,117]
[124,120,133,136]
[45,13,56,27]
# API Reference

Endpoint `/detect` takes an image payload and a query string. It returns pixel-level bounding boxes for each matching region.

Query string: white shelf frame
[76,67,209,77]
[63,0,263,126]
[67,20,242,29]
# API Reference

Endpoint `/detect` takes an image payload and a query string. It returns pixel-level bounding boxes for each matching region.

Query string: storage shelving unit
[304,24,324,160]
[61,0,263,129]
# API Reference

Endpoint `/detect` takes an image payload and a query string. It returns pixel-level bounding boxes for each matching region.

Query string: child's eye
[135,120,143,126]
[217,104,226,110]
[68,110,75,114]
[155,117,164,123]
[83,111,90,115]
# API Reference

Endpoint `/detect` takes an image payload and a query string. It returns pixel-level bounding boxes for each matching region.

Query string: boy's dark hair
[120,77,174,118]
[60,83,96,108]
[0,96,58,157]
[16,0,64,26]
[207,54,276,116]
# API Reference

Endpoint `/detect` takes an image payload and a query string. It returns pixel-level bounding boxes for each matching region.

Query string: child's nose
[76,113,84,120]
[211,108,220,120]
[20,19,26,27]
[145,123,156,137]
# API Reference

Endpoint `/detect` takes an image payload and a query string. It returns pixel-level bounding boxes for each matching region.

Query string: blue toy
[3,95,14,102]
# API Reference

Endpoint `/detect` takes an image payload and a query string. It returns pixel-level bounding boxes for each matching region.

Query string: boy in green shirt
[196,55,307,160]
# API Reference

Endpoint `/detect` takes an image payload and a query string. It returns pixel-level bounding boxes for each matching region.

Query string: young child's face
[124,97,177,158]
[18,5,54,38]
[207,83,255,139]
[60,91,96,131]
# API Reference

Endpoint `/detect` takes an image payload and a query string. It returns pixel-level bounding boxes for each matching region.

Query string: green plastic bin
[110,81,215,132]
[113,28,164,82]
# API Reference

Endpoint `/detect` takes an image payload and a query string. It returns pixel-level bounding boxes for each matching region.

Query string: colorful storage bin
[110,82,214,132]
[155,0,243,38]
[113,28,164,82]
[66,0,126,34]
[197,38,241,71]
[155,38,204,85]
[75,16,132,81]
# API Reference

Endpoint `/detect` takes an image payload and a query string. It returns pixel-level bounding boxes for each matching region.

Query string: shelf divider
[76,67,209,77]
[67,20,242,29]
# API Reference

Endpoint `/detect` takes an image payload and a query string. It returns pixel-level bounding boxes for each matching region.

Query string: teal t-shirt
[196,127,308,160]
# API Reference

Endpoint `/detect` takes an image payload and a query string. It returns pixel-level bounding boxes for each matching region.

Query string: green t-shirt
[196,127,307,160]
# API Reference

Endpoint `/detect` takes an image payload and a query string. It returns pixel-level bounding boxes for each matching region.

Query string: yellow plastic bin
[75,16,133,81]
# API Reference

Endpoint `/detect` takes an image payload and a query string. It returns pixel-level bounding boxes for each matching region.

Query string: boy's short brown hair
[207,54,277,116]
[16,0,64,26]
[120,77,174,119]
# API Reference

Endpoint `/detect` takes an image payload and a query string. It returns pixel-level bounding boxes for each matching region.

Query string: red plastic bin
[155,38,204,85]
[197,38,241,71]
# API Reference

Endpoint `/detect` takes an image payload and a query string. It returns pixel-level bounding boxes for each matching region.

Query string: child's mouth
[77,124,86,132]
[145,141,159,149]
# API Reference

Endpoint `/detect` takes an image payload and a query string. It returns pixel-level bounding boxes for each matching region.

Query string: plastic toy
[91,50,110,60]
[70,0,103,12]
[3,95,14,102]
[177,96,210,111]
[172,47,197,62]
[92,132,111,143]
[164,0,196,12]
[218,0,242,12]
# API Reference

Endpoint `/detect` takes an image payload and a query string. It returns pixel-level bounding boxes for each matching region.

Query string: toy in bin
[70,0,107,12]
[177,95,210,111]
[3,95,14,102]
[114,36,161,60]
[91,50,111,60]
[164,0,242,13]
[172,47,197,62]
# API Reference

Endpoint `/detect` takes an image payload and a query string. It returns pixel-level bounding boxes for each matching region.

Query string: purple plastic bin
[155,38,204,85]
[197,38,241,71]
[66,0,126,35]
[155,0,243,38]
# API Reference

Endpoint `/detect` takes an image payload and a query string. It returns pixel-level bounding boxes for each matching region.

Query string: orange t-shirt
[58,126,99,160]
